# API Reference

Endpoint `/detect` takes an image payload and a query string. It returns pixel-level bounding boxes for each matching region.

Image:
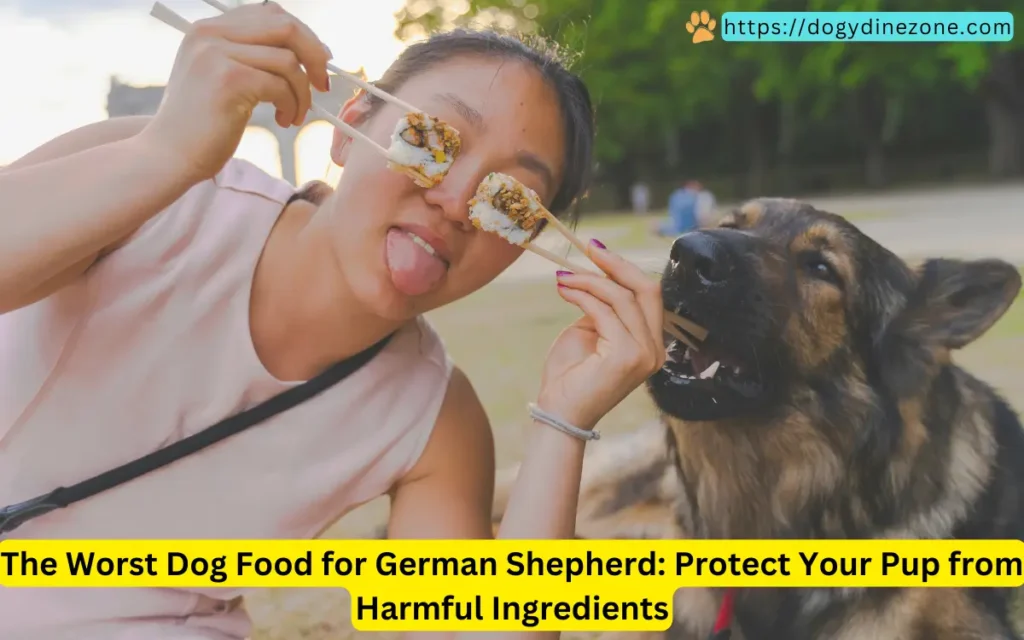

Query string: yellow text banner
[1,539,1022,631]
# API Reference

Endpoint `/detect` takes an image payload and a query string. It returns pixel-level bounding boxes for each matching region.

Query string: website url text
[719,12,1014,42]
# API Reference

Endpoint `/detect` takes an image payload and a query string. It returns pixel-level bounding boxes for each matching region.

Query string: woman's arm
[0,127,197,314]
[0,116,160,312]
[4,116,151,172]
[388,367,573,640]
[387,366,589,543]
[1,0,336,314]
[388,241,665,640]
[387,367,495,540]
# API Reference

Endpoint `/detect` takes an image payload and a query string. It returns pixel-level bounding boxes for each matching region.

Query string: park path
[495,182,1024,283]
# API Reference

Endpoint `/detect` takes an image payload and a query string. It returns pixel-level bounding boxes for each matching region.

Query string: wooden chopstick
[524,245,597,275]
[539,209,591,258]
[664,322,700,351]
[150,0,193,31]
[197,0,424,116]
[664,310,707,341]
[308,103,391,158]
[150,3,398,167]
[324,64,422,116]
[520,192,708,345]
[518,241,703,350]
[195,0,233,13]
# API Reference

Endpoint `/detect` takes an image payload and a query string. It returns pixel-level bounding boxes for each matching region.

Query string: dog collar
[708,588,735,640]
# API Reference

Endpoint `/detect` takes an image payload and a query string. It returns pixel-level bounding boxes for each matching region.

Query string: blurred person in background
[630,180,650,215]
[653,178,708,237]
[695,181,717,226]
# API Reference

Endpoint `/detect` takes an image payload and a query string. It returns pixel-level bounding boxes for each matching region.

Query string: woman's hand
[138,1,332,183]
[535,239,667,431]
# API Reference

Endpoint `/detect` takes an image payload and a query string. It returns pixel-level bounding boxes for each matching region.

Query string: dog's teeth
[699,361,721,379]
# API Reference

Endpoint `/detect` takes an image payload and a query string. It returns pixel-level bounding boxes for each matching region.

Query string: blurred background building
[106,69,367,187]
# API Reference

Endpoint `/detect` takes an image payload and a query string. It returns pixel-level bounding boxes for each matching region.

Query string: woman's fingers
[192,2,331,93]
[557,271,652,351]
[556,285,633,350]
[557,276,656,375]
[221,42,312,126]
[586,240,665,360]
[221,57,300,128]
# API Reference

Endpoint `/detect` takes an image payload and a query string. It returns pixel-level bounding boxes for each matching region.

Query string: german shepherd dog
[492,198,1024,640]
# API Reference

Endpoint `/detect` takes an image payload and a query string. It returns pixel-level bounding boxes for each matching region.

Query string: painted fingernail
[556,270,573,277]
[590,238,606,250]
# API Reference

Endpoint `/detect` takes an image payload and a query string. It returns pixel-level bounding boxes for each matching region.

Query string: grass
[955,271,1024,404]
[242,211,1024,639]
[989,281,1024,338]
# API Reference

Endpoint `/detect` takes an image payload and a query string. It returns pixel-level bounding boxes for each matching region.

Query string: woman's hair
[361,28,596,222]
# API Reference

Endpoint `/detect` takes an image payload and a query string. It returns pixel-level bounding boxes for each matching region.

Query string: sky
[0,0,410,184]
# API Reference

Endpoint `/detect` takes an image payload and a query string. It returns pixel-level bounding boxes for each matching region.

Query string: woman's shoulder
[113,158,296,256]
[385,314,454,382]
[212,157,298,203]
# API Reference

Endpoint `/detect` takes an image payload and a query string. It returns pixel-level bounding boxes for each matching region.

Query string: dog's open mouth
[648,335,768,421]
[663,340,763,397]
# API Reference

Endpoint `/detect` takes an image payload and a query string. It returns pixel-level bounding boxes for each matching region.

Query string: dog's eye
[801,253,840,285]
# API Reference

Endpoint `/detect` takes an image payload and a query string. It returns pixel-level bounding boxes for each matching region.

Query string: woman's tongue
[385,228,448,297]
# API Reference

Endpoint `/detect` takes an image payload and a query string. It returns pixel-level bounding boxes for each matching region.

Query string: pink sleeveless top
[0,158,454,639]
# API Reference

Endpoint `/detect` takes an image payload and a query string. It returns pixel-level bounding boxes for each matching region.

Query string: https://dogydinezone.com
[2,539,1023,631]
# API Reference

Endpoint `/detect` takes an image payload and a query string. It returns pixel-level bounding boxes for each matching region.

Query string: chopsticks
[514,241,705,350]
[537,207,591,259]
[527,213,707,348]
[505,186,707,346]
[150,2,404,167]
[196,0,425,116]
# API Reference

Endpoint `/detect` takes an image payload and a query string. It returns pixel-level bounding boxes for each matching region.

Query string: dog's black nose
[670,232,732,284]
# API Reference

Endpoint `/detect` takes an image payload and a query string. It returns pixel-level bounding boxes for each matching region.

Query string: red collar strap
[708,588,736,640]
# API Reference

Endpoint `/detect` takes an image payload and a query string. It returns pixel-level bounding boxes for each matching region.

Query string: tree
[393,0,1023,206]
[934,2,1024,177]
[800,0,1024,180]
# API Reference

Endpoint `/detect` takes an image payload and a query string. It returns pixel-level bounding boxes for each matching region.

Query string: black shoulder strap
[0,331,394,537]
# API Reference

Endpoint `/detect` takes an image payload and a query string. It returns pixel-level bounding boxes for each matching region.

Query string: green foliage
[394,0,1022,197]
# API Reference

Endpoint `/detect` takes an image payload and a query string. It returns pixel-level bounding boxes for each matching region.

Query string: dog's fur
[492,198,1024,640]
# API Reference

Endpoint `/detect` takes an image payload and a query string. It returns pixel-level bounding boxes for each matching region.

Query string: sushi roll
[468,172,546,246]
[386,111,462,188]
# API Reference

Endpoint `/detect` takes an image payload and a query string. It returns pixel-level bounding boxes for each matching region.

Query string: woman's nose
[421,162,482,230]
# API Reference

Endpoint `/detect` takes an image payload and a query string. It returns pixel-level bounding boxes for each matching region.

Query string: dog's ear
[903,258,1021,349]
[875,258,1020,397]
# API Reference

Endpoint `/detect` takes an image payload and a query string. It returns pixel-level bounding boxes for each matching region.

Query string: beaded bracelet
[527,403,600,441]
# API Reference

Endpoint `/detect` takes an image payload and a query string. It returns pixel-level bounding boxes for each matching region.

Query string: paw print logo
[685,10,716,43]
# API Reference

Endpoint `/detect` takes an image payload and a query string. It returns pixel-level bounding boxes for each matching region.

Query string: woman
[0,3,666,639]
